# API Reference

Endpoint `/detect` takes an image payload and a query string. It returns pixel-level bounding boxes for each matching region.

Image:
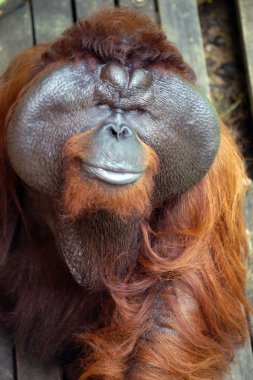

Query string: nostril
[105,125,118,137]
[119,126,132,139]
[103,124,133,139]
[109,126,118,137]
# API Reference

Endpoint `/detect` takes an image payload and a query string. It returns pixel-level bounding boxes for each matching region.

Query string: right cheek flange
[7,112,63,194]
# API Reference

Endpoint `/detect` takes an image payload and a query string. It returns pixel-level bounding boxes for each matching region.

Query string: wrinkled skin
[7,62,220,287]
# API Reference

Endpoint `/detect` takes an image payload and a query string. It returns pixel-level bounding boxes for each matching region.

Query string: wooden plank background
[119,0,158,22]
[0,327,14,380]
[16,347,62,380]
[32,0,73,44]
[159,0,209,95]
[0,2,33,74]
[75,0,114,18]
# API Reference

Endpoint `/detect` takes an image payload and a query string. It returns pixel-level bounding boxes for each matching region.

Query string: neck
[55,210,142,289]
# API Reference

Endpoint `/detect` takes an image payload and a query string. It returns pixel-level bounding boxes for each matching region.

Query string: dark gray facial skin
[7,62,220,196]
[6,62,220,286]
[83,118,146,186]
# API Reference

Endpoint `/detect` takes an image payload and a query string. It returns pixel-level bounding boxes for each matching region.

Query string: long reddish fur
[0,7,251,380]
[62,131,158,219]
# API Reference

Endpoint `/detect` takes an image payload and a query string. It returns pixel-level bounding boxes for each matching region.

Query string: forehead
[16,62,205,114]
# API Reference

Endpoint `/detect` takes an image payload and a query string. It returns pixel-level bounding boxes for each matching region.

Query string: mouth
[85,165,143,185]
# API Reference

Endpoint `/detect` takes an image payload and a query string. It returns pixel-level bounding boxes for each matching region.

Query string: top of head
[6,7,220,206]
[42,7,197,78]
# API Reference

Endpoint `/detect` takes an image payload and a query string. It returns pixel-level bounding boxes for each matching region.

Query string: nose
[102,123,133,140]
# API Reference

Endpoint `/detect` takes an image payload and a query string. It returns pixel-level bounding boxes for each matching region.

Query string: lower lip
[87,166,142,185]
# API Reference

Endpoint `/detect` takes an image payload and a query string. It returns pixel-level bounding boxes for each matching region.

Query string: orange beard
[61,131,158,219]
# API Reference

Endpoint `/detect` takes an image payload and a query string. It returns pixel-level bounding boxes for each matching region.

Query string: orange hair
[78,125,251,380]
[0,10,251,380]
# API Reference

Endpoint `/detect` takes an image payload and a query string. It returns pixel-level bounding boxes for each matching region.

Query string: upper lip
[82,162,144,174]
